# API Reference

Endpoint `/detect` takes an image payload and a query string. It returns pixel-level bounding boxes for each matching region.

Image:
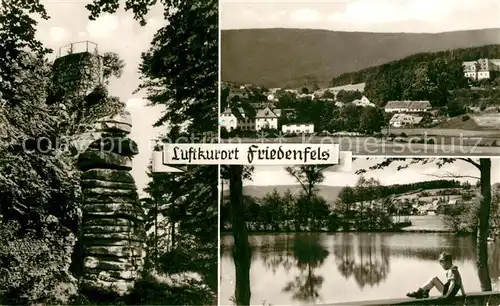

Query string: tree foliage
[329,46,500,108]
[88,0,218,134]
[0,1,131,303]
[0,216,77,305]
[102,52,125,81]
[0,0,52,107]
[339,179,461,204]
[336,90,362,103]
[330,44,500,88]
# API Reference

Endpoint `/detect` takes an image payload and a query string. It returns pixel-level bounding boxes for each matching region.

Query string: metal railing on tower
[57,41,99,58]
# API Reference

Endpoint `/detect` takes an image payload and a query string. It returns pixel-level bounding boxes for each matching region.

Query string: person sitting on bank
[406,252,465,299]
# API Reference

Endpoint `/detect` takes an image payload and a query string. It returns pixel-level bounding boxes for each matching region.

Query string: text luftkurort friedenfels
[170,144,331,164]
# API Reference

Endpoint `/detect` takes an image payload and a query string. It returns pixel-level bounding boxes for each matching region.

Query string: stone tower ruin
[53,41,144,295]
[52,41,103,99]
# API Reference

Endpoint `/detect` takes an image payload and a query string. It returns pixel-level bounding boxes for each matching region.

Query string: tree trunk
[154,198,158,263]
[171,221,175,250]
[477,158,492,291]
[229,165,251,305]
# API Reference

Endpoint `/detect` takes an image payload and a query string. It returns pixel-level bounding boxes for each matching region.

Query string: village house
[463,58,500,80]
[419,200,439,215]
[389,114,423,128]
[255,107,280,131]
[239,112,256,131]
[297,93,316,100]
[352,96,375,107]
[220,107,255,131]
[436,199,460,215]
[282,123,314,134]
[219,107,240,131]
[384,100,432,113]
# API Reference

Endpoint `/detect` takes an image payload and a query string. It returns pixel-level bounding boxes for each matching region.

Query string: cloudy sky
[242,158,500,187]
[221,0,500,32]
[36,0,165,196]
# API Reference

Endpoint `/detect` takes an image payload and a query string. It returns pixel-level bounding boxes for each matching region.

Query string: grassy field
[398,215,449,232]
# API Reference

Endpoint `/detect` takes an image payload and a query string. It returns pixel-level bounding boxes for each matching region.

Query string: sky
[36,0,165,196]
[241,158,500,187]
[221,0,500,33]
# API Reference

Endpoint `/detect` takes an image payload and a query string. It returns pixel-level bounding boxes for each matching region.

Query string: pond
[220,233,500,305]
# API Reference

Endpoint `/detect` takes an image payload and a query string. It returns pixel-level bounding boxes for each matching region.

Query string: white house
[389,114,423,128]
[282,123,314,134]
[463,61,478,79]
[463,58,500,80]
[220,107,255,131]
[255,107,280,131]
[352,96,375,107]
[297,93,316,100]
[220,108,239,131]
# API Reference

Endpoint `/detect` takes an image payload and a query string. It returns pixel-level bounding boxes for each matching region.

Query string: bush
[461,115,470,121]
[72,274,214,306]
[0,216,77,305]
[400,132,408,138]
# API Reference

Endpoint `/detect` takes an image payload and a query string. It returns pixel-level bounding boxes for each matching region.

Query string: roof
[385,100,431,109]
[389,114,423,124]
[256,107,278,118]
[283,123,314,127]
[408,101,431,109]
[385,101,411,109]
[352,98,374,106]
[221,107,245,120]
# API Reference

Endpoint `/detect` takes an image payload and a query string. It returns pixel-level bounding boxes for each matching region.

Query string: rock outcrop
[77,111,144,295]
[52,44,144,295]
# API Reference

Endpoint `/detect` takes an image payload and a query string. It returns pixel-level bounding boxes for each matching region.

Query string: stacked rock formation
[77,110,145,294]
[51,43,144,294]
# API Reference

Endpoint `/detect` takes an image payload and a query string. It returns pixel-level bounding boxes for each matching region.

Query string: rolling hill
[221,27,500,88]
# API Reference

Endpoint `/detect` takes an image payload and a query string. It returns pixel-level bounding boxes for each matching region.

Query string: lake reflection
[220,233,500,305]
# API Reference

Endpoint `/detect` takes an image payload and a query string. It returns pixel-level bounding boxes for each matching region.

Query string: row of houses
[220,106,315,134]
[463,58,500,81]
